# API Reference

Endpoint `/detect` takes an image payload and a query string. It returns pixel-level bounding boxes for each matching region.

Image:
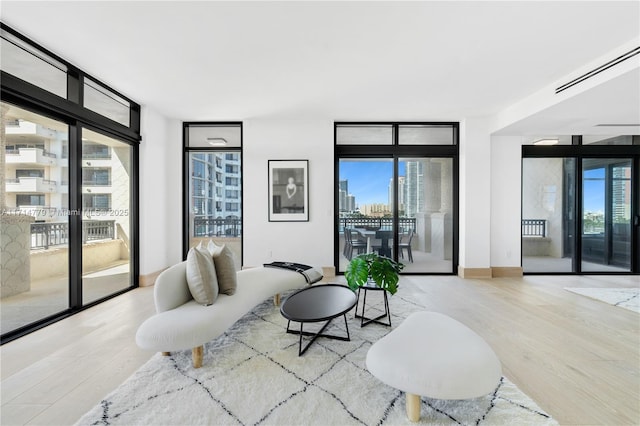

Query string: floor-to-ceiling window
[1,104,70,333]
[183,123,242,266]
[1,23,140,343]
[522,156,576,272]
[335,123,458,274]
[522,135,639,274]
[581,158,633,272]
[81,128,133,303]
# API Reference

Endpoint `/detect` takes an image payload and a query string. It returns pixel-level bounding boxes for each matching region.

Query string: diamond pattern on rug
[565,287,640,313]
[76,291,557,426]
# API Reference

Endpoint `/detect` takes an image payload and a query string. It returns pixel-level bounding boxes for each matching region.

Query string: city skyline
[339,160,406,207]
[341,161,626,216]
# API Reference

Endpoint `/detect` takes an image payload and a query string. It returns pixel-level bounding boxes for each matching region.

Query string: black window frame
[182,122,243,262]
[1,22,141,345]
[522,141,640,275]
[334,121,460,275]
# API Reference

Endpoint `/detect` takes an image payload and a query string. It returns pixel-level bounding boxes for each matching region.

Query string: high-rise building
[388,176,406,212]
[404,161,424,217]
[4,119,130,231]
[612,165,631,222]
[361,203,391,217]
[347,194,356,212]
[339,180,348,194]
[190,152,242,220]
[338,179,357,213]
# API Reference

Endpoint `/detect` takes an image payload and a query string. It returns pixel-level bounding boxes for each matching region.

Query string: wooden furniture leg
[192,345,203,368]
[406,393,420,422]
[274,293,281,306]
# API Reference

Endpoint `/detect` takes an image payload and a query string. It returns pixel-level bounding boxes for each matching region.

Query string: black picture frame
[268,160,309,222]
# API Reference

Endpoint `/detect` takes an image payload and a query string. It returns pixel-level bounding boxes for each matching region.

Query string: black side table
[354,282,391,327]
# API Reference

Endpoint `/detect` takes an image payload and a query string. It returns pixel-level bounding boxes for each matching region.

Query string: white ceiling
[1,1,639,134]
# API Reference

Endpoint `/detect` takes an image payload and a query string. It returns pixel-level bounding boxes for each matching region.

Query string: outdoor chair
[344,228,367,260]
[399,230,414,262]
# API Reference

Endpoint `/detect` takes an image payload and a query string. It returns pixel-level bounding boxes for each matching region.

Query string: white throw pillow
[208,239,221,255]
[186,247,219,305]
[212,244,238,296]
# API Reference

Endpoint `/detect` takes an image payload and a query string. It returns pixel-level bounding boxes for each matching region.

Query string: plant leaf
[345,256,369,291]
[369,257,400,294]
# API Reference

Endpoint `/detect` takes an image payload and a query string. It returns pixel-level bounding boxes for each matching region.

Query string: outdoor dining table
[354,228,393,257]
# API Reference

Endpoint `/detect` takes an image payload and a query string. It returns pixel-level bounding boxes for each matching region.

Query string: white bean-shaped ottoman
[366,311,502,422]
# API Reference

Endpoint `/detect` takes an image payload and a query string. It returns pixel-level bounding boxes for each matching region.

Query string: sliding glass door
[582,158,632,272]
[81,128,133,303]
[522,158,576,273]
[1,107,137,337]
[1,103,70,334]
[338,158,394,271]
[398,158,453,273]
[522,140,638,274]
[335,123,458,274]
[1,23,141,343]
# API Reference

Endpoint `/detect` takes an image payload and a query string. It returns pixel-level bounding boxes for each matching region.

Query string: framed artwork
[268,160,309,222]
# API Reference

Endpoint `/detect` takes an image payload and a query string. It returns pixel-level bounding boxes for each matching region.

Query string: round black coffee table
[280,284,357,356]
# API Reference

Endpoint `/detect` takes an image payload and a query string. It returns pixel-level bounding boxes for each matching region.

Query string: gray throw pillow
[212,244,238,296]
[186,247,219,305]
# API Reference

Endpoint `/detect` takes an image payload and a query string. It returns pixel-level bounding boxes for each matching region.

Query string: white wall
[137,114,527,274]
[242,118,334,268]
[490,136,523,267]
[139,107,182,275]
[458,118,492,270]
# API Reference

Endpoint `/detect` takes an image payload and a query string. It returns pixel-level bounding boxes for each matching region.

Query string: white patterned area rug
[565,287,640,313]
[77,293,556,426]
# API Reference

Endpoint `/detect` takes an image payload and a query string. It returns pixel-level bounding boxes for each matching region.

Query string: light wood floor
[1,274,638,425]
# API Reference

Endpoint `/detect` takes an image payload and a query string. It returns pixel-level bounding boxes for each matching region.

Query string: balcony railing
[194,217,242,237]
[82,152,111,159]
[522,219,546,237]
[339,217,416,232]
[6,177,57,193]
[82,180,111,186]
[30,220,115,249]
[5,147,57,164]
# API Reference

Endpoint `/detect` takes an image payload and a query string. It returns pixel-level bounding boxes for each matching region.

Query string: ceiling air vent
[594,124,640,127]
[555,46,640,94]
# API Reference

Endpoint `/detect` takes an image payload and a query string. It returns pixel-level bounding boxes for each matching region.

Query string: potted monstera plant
[345,252,404,295]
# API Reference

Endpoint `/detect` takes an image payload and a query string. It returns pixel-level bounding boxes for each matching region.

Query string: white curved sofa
[136,261,321,368]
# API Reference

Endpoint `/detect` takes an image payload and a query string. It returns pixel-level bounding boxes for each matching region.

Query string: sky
[339,160,405,206]
[583,168,605,214]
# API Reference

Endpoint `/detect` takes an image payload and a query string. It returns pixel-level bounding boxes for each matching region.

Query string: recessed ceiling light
[533,138,559,145]
[207,137,228,146]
